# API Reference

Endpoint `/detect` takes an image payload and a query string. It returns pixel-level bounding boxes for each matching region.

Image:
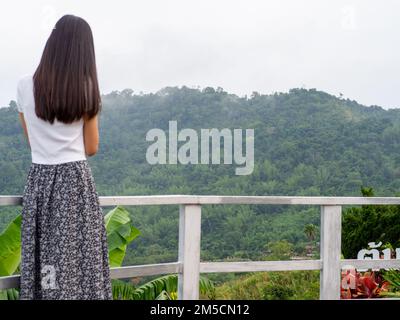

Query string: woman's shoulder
[17,74,33,88]
[16,74,34,113]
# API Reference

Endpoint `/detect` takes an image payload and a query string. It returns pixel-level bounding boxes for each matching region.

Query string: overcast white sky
[1,0,399,108]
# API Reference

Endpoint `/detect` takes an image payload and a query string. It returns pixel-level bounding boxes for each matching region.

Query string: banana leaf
[104,205,140,267]
[156,290,173,300]
[112,279,136,300]
[0,288,19,300]
[129,274,214,300]
[0,214,21,276]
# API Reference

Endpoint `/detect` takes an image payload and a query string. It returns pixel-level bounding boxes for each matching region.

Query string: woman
[16,14,112,300]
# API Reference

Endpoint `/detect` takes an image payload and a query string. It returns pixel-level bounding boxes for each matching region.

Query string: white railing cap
[2,195,400,206]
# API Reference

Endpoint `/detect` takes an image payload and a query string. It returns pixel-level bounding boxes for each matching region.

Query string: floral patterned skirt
[20,160,112,300]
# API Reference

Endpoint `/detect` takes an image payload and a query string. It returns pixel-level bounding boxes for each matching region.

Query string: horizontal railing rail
[1,195,400,299]
[3,195,400,206]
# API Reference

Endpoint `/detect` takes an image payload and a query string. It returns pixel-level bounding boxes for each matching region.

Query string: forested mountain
[0,87,399,265]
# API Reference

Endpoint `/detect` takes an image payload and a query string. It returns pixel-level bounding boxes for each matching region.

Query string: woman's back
[17,74,86,164]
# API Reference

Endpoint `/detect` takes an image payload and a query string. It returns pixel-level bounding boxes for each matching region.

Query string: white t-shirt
[16,74,87,165]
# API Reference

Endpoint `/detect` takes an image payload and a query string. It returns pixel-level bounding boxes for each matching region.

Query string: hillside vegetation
[1,87,399,266]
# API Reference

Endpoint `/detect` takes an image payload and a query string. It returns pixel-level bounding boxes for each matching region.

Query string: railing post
[178,204,202,300]
[320,205,342,300]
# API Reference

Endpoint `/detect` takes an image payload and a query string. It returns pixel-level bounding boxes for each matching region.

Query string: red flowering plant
[341,268,390,299]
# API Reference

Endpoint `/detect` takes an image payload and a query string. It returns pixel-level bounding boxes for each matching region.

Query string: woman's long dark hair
[33,14,101,124]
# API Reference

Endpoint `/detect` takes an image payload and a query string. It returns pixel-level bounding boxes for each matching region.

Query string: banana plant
[112,274,215,300]
[0,214,21,276]
[0,214,21,300]
[104,205,140,267]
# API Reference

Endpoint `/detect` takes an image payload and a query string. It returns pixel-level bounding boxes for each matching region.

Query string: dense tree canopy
[342,187,400,258]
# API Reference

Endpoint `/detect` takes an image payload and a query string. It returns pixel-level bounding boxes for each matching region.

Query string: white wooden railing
[1,195,400,300]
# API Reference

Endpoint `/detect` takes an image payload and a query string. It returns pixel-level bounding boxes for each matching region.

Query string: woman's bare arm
[83,114,99,157]
[18,112,30,148]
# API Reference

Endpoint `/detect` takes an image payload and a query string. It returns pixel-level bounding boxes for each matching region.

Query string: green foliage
[155,290,174,300]
[304,224,318,241]
[216,271,320,300]
[134,274,178,300]
[382,269,400,291]
[342,188,400,258]
[264,240,293,261]
[111,274,215,300]
[112,279,137,300]
[262,284,294,300]
[105,205,140,267]
[2,87,400,266]
[0,288,19,300]
[0,214,21,276]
